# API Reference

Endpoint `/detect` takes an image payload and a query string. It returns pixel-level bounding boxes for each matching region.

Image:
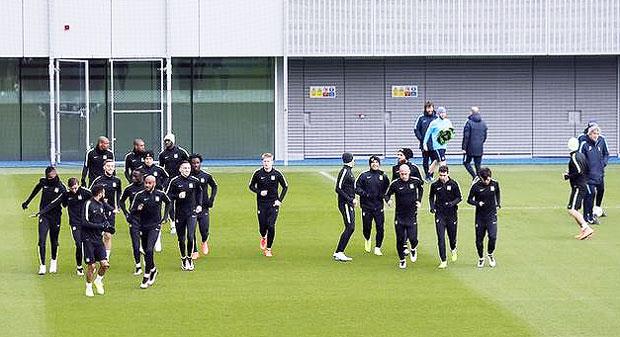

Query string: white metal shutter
[287,59,305,159]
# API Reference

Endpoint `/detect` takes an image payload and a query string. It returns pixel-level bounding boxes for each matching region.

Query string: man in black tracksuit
[124,138,146,183]
[391,148,423,182]
[429,165,462,268]
[90,159,122,260]
[167,161,203,270]
[467,167,501,268]
[81,136,114,187]
[414,101,437,181]
[462,106,488,179]
[37,177,91,275]
[158,133,189,234]
[565,137,593,240]
[333,152,356,262]
[131,175,170,289]
[22,166,66,275]
[120,170,145,275]
[82,185,113,297]
[355,155,389,255]
[249,153,288,257]
[385,164,424,269]
[190,154,218,257]
[141,151,169,191]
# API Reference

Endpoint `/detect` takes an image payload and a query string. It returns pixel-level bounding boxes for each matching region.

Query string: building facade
[0,0,619,162]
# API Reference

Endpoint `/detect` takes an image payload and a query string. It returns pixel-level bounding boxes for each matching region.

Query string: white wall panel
[51,0,111,58]
[168,0,199,56]
[200,0,284,56]
[23,0,49,56]
[112,0,166,57]
[0,0,24,57]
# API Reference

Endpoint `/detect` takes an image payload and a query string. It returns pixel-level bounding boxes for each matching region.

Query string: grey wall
[287,56,619,158]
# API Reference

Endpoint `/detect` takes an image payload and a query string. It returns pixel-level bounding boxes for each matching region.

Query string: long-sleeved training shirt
[334,165,355,205]
[355,169,389,210]
[249,168,288,205]
[429,178,462,216]
[166,175,203,218]
[385,177,423,219]
[467,179,501,220]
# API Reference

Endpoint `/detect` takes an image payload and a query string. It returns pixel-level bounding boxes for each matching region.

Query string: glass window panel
[0,59,21,160]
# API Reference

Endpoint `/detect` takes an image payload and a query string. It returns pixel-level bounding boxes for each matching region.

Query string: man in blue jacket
[414,101,437,181]
[423,106,454,182]
[462,106,488,179]
[579,124,609,224]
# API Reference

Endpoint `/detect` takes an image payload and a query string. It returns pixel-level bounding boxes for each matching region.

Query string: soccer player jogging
[82,185,114,297]
[22,166,66,275]
[355,155,389,256]
[249,153,288,257]
[428,165,462,269]
[565,137,594,240]
[159,133,189,235]
[467,167,500,268]
[81,136,113,187]
[35,177,92,275]
[124,138,146,183]
[578,124,609,224]
[189,154,218,258]
[90,160,122,260]
[167,161,203,270]
[423,106,454,182]
[142,150,169,191]
[462,106,488,179]
[333,152,356,262]
[384,164,424,269]
[131,176,171,289]
[414,101,438,181]
[119,170,146,275]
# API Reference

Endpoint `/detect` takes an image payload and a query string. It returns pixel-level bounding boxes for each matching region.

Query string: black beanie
[368,155,381,166]
[398,148,413,160]
[45,166,56,176]
[342,152,354,164]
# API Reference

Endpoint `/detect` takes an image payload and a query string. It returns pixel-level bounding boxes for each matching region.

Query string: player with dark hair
[90,159,121,260]
[189,153,218,258]
[35,177,92,275]
[159,133,189,235]
[82,184,114,297]
[81,136,113,187]
[249,153,288,257]
[467,167,501,268]
[391,148,423,181]
[356,155,389,256]
[414,101,437,181]
[124,138,146,183]
[333,152,356,262]
[167,161,203,270]
[22,166,66,275]
[385,164,424,269]
[141,150,169,191]
[429,165,462,269]
[131,175,171,289]
[119,170,146,275]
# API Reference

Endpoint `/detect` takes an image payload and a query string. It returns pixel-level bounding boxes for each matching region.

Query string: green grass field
[1,165,619,337]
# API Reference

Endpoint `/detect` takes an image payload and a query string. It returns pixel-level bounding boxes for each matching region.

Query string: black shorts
[430,149,446,162]
[83,239,107,264]
[567,185,586,210]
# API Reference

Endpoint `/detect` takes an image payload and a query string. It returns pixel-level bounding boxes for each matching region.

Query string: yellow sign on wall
[309,86,336,98]
[391,85,418,98]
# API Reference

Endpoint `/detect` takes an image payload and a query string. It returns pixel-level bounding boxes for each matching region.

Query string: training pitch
[1,165,619,337]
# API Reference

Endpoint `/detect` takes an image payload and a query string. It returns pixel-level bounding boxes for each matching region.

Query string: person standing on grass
[131,175,170,289]
[189,154,218,259]
[124,138,146,183]
[249,153,288,258]
[414,101,437,181]
[167,161,203,271]
[82,185,113,297]
[81,136,113,187]
[22,166,66,275]
[333,152,356,262]
[159,133,189,235]
[119,170,145,275]
[565,137,594,240]
[462,106,488,179]
[35,177,91,276]
[467,167,500,268]
[579,124,609,225]
[423,106,454,182]
[428,165,462,269]
[90,159,121,260]
[384,164,424,269]
[355,155,389,256]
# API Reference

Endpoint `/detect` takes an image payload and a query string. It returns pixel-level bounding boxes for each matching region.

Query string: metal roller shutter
[287,59,305,159]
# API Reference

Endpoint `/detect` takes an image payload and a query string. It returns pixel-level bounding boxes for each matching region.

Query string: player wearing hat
[564,137,594,240]
[355,155,389,255]
[333,152,356,262]
[391,148,423,182]
[22,166,66,275]
[423,106,454,182]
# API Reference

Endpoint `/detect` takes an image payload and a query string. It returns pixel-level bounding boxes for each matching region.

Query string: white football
[593,206,603,217]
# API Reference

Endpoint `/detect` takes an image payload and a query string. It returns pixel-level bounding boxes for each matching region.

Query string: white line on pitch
[319,171,337,183]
